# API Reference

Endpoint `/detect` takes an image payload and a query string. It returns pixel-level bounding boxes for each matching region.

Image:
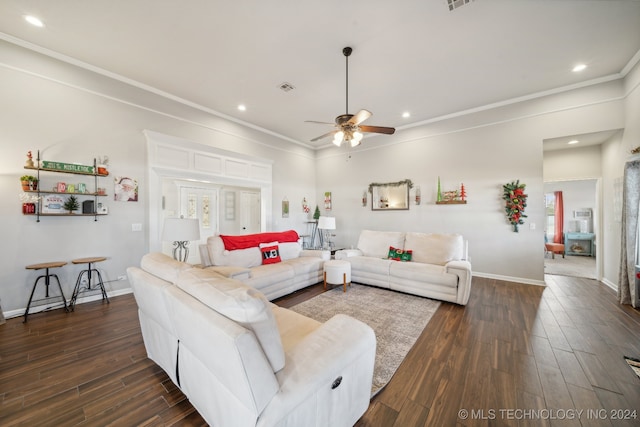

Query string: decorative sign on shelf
[41,161,95,174]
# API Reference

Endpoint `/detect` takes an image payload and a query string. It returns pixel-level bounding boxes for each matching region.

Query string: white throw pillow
[278,242,302,260]
[176,268,285,372]
[405,233,464,266]
[357,230,406,258]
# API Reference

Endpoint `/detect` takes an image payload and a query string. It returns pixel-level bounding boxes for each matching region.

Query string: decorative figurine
[25,151,34,168]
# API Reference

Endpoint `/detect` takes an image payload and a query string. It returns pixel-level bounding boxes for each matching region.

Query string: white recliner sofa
[199,231,329,301]
[335,230,472,305]
[127,252,376,427]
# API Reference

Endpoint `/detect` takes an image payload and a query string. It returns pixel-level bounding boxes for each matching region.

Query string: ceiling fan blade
[359,125,396,135]
[348,109,372,126]
[305,120,335,125]
[310,130,338,142]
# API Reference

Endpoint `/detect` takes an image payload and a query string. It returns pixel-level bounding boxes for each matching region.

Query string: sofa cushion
[207,236,262,268]
[140,252,192,284]
[279,242,303,261]
[357,230,405,258]
[176,268,285,372]
[405,233,464,266]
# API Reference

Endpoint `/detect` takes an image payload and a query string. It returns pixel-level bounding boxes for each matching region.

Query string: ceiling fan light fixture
[333,131,344,146]
[352,131,363,144]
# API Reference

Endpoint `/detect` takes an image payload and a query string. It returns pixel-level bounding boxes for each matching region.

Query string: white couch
[199,231,330,301]
[127,252,376,427]
[335,230,472,305]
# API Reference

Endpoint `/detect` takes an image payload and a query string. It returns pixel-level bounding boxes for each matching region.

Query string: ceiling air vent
[278,82,295,92]
[447,0,474,11]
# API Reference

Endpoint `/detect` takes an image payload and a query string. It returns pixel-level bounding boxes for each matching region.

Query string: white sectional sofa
[199,231,330,301]
[127,252,376,427]
[335,230,472,305]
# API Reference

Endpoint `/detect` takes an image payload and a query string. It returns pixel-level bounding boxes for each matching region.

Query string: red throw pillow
[261,245,281,265]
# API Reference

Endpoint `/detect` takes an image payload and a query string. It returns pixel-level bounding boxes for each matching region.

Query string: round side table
[324,259,351,292]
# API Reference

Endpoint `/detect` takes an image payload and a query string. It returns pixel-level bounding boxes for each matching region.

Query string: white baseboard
[473,271,546,287]
[2,287,133,320]
[601,278,618,292]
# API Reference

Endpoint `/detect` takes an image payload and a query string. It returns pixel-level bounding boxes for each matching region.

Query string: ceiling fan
[307,46,395,147]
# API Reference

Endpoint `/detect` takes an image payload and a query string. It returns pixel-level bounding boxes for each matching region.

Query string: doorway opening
[543,179,598,279]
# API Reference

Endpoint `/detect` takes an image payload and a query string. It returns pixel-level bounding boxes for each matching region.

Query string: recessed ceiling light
[568,140,579,145]
[237,104,246,111]
[402,112,411,118]
[24,15,44,27]
[572,64,587,72]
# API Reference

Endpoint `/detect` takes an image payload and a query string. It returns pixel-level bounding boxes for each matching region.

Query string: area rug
[544,255,596,279]
[624,356,640,380]
[290,283,440,396]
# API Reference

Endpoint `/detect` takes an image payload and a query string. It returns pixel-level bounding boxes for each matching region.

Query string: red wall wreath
[502,180,528,232]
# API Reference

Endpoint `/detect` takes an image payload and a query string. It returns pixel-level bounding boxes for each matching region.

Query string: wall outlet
[131,223,142,232]
[529,222,536,230]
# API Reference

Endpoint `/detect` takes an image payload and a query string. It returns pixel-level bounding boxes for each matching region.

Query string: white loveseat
[127,252,376,427]
[199,231,330,301]
[335,230,472,305]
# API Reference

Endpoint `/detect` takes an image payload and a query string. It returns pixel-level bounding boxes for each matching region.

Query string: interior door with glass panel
[180,186,218,264]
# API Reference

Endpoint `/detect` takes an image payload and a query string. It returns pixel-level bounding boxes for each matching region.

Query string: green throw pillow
[388,246,412,262]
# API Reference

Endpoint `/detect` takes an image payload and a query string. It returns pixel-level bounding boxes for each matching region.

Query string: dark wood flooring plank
[2,275,639,427]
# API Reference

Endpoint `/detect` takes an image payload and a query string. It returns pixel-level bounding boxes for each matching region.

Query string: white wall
[544,145,602,181]
[543,180,597,234]
[600,60,640,289]
[0,41,317,315]
[1,38,638,315]
[316,80,626,284]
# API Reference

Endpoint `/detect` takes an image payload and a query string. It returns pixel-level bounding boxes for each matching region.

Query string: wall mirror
[369,179,412,210]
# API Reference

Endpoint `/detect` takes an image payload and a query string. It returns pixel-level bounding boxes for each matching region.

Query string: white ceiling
[1,0,639,149]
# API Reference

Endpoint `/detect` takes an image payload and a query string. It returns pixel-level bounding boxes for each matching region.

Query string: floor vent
[278,82,295,92]
[447,0,475,11]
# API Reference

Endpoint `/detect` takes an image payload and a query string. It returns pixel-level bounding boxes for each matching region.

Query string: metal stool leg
[69,262,109,311]
[24,268,68,322]
[52,274,69,313]
[93,268,110,303]
[69,270,85,311]
[24,274,44,323]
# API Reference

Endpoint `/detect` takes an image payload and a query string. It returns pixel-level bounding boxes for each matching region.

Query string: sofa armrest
[445,260,472,305]
[199,244,213,267]
[300,249,331,261]
[260,314,376,426]
[334,249,363,260]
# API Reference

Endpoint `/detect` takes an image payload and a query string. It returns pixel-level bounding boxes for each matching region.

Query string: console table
[564,232,595,256]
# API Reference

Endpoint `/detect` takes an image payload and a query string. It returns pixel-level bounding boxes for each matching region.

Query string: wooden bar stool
[24,261,69,322]
[69,257,109,311]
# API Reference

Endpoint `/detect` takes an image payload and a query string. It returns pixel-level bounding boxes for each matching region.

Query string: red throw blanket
[220,230,299,250]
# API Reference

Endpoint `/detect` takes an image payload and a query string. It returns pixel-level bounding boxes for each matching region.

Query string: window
[545,193,555,241]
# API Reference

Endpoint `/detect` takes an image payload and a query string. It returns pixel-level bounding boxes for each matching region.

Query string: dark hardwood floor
[1,274,639,426]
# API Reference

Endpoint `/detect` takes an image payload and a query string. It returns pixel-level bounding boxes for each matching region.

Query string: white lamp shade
[162,218,200,242]
[317,216,336,230]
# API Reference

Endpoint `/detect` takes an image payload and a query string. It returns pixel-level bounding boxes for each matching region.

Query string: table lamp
[162,217,200,262]
[317,216,336,250]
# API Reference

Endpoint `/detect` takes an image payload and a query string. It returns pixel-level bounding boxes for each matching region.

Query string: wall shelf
[22,151,109,222]
[435,200,467,205]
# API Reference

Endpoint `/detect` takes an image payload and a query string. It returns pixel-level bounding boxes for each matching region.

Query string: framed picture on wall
[324,192,332,211]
